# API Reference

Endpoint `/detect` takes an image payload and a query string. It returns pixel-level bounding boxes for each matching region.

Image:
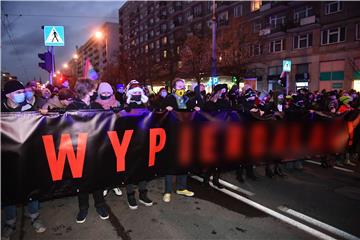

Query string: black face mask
[90,92,98,101]
[100,95,112,100]
[131,95,141,101]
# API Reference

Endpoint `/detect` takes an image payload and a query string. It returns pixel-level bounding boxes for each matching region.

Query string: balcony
[259,28,271,36]
[300,15,316,26]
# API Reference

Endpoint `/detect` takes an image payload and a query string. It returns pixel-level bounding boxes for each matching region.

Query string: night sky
[1,1,124,84]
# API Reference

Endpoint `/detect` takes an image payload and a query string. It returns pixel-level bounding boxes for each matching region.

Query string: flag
[83,58,99,80]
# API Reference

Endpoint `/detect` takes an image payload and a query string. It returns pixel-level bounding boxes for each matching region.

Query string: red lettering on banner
[149,128,166,167]
[226,124,243,160]
[200,124,217,164]
[271,124,287,156]
[179,125,192,167]
[250,124,266,159]
[108,130,134,172]
[308,124,324,153]
[42,133,88,181]
[288,124,301,155]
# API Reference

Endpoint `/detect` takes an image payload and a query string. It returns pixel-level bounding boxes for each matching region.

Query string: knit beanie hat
[4,80,24,95]
[98,82,113,95]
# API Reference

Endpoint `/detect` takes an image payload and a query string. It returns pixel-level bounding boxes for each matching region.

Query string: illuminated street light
[95,31,103,39]
[53,74,57,77]
[73,54,79,59]
[63,63,69,69]
[56,70,60,74]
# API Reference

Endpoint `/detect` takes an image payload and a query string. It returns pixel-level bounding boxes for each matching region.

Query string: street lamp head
[95,31,104,39]
[73,54,79,59]
[63,63,69,69]
[56,71,60,74]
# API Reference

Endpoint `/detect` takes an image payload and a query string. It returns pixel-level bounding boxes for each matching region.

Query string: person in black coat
[163,78,196,203]
[123,80,154,209]
[66,78,109,224]
[152,87,168,111]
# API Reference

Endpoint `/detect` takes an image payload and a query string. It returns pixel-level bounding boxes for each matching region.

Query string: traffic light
[38,51,52,73]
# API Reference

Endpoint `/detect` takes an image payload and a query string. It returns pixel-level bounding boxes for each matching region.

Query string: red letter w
[42,133,88,181]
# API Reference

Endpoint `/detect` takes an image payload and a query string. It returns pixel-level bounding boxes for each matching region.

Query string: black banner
[1,109,359,204]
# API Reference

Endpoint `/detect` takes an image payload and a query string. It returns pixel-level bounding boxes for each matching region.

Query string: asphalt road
[3,160,360,240]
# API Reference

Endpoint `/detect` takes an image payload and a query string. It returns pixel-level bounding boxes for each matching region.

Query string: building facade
[118,1,360,92]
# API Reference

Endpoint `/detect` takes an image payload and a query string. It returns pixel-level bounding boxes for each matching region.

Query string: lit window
[251,0,262,12]
[163,50,167,58]
[162,36,167,45]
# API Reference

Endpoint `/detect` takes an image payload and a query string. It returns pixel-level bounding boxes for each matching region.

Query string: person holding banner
[163,78,196,203]
[124,80,154,210]
[1,80,46,239]
[65,78,109,223]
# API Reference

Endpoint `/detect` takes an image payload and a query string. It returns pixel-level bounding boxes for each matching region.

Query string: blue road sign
[44,26,64,47]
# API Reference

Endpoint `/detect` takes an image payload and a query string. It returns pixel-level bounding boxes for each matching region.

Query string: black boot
[212,170,223,189]
[236,166,245,183]
[274,165,286,177]
[265,165,274,178]
[246,165,257,181]
[139,190,153,207]
[203,171,211,186]
[127,192,138,210]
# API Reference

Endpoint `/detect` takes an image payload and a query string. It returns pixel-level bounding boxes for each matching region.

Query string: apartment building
[118,1,360,92]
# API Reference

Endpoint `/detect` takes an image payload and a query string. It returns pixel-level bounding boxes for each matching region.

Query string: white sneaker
[163,193,171,202]
[103,190,108,197]
[112,188,122,196]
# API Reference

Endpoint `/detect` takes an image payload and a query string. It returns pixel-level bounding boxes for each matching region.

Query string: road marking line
[191,175,337,240]
[333,166,354,173]
[207,176,255,197]
[278,206,360,240]
[305,160,321,165]
[305,160,354,173]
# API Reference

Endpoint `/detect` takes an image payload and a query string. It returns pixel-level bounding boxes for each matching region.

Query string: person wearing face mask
[162,78,196,203]
[192,83,207,109]
[95,82,120,110]
[24,82,42,110]
[1,80,46,239]
[122,80,153,210]
[41,88,75,111]
[1,80,33,112]
[115,83,126,105]
[65,78,109,224]
[152,87,168,111]
[125,80,149,108]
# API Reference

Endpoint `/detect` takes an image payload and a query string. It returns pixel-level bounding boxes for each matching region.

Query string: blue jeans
[165,175,187,193]
[3,200,39,225]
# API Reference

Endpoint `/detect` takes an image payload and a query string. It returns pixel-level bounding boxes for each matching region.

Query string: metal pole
[211,0,217,92]
[286,71,289,95]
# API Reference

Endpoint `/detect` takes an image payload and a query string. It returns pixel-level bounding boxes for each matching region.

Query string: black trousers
[78,190,105,211]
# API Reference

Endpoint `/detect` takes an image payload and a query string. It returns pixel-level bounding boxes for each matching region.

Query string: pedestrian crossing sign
[44,26,64,47]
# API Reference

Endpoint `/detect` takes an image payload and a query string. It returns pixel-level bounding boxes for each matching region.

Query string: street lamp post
[211,0,217,92]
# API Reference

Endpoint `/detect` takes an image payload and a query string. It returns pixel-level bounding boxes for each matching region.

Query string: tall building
[71,22,120,79]
[118,1,360,92]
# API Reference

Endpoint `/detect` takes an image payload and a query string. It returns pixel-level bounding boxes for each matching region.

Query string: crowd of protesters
[1,77,359,239]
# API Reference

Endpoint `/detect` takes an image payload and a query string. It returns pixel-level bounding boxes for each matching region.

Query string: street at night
[1,1,360,240]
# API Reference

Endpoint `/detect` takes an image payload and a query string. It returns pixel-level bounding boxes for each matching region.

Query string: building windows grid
[234,5,243,17]
[294,6,313,22]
